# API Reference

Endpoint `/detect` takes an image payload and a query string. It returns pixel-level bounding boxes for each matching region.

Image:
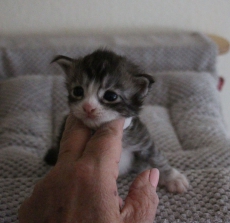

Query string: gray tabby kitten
[45,49,189,193]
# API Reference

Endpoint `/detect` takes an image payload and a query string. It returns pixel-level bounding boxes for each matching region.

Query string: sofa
[0,32,230,223]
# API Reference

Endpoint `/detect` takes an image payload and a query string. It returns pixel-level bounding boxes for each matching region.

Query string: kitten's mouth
[83,116,104,129]
[85,114,97,119]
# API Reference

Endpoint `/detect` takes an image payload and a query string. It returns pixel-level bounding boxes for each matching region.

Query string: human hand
[18,114,159,223]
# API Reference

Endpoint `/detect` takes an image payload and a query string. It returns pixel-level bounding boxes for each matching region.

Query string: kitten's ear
[51,55,73,74]
[135,74,154,97]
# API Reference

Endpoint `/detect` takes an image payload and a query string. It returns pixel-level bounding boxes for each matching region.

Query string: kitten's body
[45,49,189,193]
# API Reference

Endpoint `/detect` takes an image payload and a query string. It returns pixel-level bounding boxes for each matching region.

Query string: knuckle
[73,161,95,180]
[145,187,159,207]
[130,184,159,207]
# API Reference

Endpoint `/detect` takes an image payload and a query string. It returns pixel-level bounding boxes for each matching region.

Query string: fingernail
[149,168,159,188]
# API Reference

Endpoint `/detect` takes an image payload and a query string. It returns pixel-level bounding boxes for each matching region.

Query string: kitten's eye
[72,86,84,99]
[103,91,118,102]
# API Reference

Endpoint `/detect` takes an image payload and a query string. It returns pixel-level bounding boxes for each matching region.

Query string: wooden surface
[208,34,230,55]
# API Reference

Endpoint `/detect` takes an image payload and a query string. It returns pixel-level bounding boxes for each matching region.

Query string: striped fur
[45,49,189,193]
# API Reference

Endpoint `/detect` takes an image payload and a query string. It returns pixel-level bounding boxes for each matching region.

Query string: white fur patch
[119,149,134,176]
[123,117,132,130]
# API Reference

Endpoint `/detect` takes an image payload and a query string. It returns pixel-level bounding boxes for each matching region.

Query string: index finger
[82,118,125,168]
[57,114,91,163]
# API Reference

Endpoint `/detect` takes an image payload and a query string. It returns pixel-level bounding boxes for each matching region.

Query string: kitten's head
[52,49,154,129]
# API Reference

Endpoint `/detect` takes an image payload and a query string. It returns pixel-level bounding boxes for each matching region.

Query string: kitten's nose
[83,103,96,114]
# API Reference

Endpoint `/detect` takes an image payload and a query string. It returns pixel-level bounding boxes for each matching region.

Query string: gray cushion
[1,32,229,222]
[0,72,230,222]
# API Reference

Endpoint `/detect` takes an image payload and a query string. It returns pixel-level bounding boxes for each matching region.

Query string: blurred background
[0,0,229,133]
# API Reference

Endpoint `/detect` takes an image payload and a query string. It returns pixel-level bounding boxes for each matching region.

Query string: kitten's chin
[72,114,119,129]
[70,108,120,129]
[83,118,116,129]
[83,119,104,129]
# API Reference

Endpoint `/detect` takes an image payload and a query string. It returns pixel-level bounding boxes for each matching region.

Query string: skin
[18,114,159,223]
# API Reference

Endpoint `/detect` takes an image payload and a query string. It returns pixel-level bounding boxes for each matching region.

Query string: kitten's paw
[44,147,59,166]
[160,168,189,193]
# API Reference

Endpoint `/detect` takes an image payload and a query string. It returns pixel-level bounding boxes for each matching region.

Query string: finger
[121,169,159,223]
[57,114,91,163]
[119,196,123,209]
[82,118,124,168]
[18,198,30,223]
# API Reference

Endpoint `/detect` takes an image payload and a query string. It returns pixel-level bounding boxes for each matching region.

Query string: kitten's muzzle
[83,103,96,113]
[83,103,97,119]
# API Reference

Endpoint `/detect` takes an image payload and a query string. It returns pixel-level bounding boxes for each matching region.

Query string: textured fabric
[0,32,217,81]
[1,32,230,223]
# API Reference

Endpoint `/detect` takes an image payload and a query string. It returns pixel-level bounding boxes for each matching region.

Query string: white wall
[0,0,230,132]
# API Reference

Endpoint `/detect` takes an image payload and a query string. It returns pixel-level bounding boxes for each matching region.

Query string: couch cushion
[0,73,230,222]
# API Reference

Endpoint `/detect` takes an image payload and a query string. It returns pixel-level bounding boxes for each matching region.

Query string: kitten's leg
[149,149,189,193]
[125,117,189,193]
[44,115,67,166]
[119,149,134,176]
[44,147,59,165]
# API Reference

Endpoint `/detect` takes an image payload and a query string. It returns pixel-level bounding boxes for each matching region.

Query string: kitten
[44,49,189,193]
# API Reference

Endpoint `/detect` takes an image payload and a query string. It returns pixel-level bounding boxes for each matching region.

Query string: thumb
[121,169,159,223]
